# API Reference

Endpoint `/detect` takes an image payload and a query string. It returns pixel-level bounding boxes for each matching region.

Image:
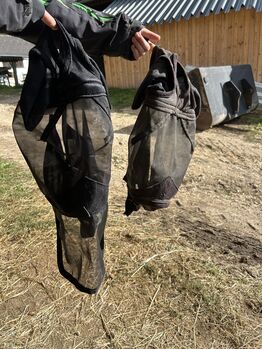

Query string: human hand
[41,10,57,30]
[131,28,160,60]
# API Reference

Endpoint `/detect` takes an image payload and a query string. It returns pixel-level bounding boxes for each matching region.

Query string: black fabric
[32,0,46,23]
[13,22,113,293]
[124,46,201,216]
[0,0,34,32]
[45,1,143,60]
[20,21,107,131]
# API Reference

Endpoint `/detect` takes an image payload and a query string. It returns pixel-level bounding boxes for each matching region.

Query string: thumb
[140,28,161,44]
[41,10,57,30]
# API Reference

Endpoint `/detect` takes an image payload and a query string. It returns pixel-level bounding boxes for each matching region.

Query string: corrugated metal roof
[0,35,33,59]
[105,0,262,24]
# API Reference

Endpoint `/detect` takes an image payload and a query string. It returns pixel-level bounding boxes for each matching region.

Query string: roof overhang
[105,0,262,25]
[0,35,33,60]
[81,0,113,9]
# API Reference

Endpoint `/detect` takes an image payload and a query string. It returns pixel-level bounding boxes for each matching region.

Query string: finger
[134,31,151,51]
[132,36,147,56]
[149,41,155,50]
[131,44,141,60]
[41,10,57,30]
[140,28,161,44]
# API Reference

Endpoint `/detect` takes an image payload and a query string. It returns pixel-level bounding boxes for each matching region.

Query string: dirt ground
[111,109,262,262]
[0,93,261,349]
[2,98,261,263]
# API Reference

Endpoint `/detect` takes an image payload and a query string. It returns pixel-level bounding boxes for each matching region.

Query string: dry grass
[0,89,261,348]
[0,157,261,349]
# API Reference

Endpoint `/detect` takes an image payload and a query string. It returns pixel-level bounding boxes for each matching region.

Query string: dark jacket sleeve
[0,0,45,32]
[0,0,143,60]
[46,0,143,60]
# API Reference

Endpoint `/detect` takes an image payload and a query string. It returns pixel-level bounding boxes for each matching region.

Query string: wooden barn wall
[104,9,262,87]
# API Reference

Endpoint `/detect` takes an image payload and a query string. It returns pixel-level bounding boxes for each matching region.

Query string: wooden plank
[232,11,238,65]
[104,56,110,85]
[117,57,124,88]
[178,19,187,64]
[220,12,227,65]
[173,21,178,54]
[164,21,171,52]
[207,14,214,66]
[214,12,223,65]
[183,18,190,64]
[257,13,262,82]
[225,11,234,65]
[160,22,169,50]
[189,17,196,65]
[199,14,206,65]
[252,10,260,81]
[187,18,192,64]
[110,57,117,88]
[176,18,183,62]
[247,10,256,75]
[236,9,245,65]
[243,8,250,64]
[195,17,201,66]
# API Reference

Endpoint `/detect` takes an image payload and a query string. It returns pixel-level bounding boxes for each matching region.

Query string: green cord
[72,2,113,23]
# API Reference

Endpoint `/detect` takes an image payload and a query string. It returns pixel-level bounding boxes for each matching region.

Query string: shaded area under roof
[105,0,262,25]
[0,35,33,61]
[80,0,112,10]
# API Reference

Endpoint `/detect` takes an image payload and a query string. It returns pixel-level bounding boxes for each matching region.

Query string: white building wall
[0,58,29,86]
